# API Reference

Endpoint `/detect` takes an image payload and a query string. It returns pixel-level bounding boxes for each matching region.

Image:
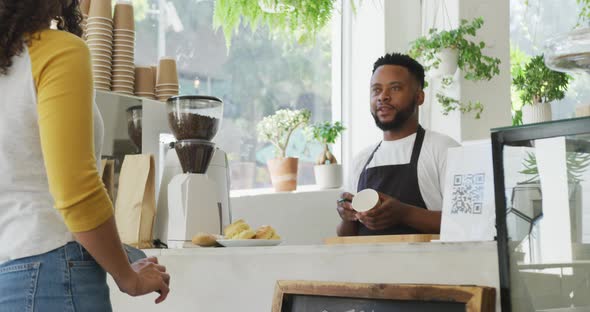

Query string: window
[510,0,589,120]
[132,0,340,190]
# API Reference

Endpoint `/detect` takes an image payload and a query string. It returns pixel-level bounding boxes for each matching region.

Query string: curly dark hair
[372,52,426,90]
[0,0,83,75]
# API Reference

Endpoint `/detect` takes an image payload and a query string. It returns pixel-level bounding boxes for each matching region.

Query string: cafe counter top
[109,241,501,311]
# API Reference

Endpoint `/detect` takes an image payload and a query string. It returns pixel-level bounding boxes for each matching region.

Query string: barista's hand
[356,192,407,231]
[336,192,357,222]
[117,256,171,304]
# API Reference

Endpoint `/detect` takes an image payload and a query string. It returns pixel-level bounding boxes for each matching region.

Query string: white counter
[108,241,501,311]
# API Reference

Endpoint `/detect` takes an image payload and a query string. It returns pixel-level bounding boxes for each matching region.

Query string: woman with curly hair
[0,1,170,310]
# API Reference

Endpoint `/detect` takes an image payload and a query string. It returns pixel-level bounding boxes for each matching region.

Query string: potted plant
[213,0,337,49]
[512,55,572,124]
[518,151,590,186]
[256,109,311,192]
[408,17,501,119]
[306,121,346,189]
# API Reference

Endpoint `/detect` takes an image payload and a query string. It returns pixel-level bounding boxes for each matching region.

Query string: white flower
[256,109,311,158]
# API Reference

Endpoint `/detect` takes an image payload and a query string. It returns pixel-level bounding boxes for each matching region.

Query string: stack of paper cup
[150,65,158,90]
[155,57,179,101]
[134,66,155,99]
[87,0,113,91]
[80,0,90,39]
[111,0,135,95]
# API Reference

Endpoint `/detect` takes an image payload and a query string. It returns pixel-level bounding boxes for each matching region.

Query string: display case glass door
[492,117,590,311]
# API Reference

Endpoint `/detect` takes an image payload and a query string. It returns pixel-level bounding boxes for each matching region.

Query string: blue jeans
[0,242,146,312]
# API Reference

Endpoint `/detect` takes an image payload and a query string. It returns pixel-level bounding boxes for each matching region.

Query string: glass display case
[492,117,590,312]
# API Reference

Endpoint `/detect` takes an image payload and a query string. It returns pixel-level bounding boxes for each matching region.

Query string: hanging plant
[408,17,501,119]
[213,0,337,49]
[435,77,485,118]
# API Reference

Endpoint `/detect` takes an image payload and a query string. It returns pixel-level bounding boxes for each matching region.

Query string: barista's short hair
[372,53,425,90]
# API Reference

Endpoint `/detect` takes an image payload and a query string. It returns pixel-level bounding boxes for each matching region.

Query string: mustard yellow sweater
[29,29,113,232]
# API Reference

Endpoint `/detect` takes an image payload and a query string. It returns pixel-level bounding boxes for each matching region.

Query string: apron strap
[409,125,426,165]
[361,141,382,174]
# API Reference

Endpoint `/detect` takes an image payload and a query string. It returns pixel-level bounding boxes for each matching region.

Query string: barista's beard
[371,99,417,131]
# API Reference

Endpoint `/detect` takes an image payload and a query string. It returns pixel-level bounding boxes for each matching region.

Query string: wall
[459,0,512,140]
[384,1,422,57]
[230,187,342,245]
[341,0,385,185]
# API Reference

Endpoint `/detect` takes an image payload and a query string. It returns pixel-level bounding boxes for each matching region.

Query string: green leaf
[213,0,339,50]
[512,55,572,105]
[519,151,590,184]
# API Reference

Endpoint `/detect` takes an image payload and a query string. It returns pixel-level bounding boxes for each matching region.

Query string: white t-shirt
[0,45,104,264]
[347,129,460,211]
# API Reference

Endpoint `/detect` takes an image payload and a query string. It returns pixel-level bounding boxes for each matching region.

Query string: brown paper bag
[100,159,115,203]
[114,154,156,249]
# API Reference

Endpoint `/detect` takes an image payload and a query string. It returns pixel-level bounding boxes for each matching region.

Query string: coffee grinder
[165,95,230,248]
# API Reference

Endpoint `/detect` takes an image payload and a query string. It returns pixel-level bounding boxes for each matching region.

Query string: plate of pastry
[216,239,282,247]
[216,220,283,247]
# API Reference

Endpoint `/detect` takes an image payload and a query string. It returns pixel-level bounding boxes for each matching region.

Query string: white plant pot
[429,48,458,78]
[314,164,342,189]
[522,102,552,124]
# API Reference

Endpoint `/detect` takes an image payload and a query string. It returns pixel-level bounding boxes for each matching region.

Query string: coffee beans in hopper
[168,112,219,141]
[174,140,215,174]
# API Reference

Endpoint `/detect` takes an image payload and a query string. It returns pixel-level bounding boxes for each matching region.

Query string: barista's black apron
[356,125,427,235]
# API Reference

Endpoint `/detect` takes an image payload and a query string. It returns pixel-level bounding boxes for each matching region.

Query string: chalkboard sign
[272,281,495,312]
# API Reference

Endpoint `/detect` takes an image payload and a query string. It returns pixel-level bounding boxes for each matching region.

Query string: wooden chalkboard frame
[272,280,496,312]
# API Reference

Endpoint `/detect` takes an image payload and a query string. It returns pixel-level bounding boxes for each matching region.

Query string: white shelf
[95,90,173,198]
[96,89,164,105]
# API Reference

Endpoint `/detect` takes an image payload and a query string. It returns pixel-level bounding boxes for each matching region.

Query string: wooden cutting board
[324,234,439,245]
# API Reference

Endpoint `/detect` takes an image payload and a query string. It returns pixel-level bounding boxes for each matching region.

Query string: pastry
[191,232,218,247]
[255,225,281,240]
[254,225,275,239]
[224,219,258,239]
[234,229,256,239]
[224,220,281,240]
[224,219,250,238]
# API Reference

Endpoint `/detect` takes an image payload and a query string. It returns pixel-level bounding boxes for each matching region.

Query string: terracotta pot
[267,157,298,192]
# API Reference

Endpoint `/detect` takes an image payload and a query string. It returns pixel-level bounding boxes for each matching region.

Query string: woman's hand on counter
[117,256,171,304]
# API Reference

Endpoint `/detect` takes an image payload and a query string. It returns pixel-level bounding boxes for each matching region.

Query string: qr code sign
[451,173,485,214]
